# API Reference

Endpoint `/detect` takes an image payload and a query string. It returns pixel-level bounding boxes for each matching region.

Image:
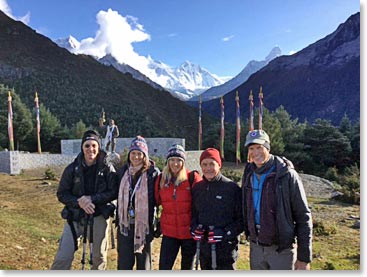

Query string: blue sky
[0,0,360,77]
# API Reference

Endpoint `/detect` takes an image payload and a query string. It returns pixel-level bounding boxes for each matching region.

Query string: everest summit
[55,38,226,100]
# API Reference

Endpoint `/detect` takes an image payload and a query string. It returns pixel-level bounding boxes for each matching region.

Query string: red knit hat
[200,148,222,167]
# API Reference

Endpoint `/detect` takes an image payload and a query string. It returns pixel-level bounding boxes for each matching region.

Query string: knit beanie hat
[81,130,100,151]
[200,148,222,168]
[245,129,271,150]
[129,135,149,160]
[166,144,186,161]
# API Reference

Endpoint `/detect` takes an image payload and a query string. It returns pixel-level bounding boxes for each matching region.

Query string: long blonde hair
[159,160,187,188]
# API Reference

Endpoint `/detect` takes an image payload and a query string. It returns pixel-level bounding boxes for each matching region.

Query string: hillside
[0,11,215,149]
[199,12,360,126]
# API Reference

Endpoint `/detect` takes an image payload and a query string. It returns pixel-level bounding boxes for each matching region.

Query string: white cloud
[0,0,30,24]
[0,0,11,15]
[72,8,156,78]
[222,35,234,42]
[289,50,297,55]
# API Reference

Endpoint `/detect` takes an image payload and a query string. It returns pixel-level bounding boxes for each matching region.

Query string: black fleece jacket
[56,151,118,216]
[191,173,244,241]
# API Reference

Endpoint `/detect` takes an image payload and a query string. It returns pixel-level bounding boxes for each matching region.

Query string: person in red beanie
[191,148,244,270]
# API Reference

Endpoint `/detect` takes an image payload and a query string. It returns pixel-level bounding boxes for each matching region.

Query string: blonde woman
[154,144,202,270]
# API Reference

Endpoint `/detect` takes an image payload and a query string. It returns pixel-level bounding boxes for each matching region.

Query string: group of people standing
[50,127,312,270]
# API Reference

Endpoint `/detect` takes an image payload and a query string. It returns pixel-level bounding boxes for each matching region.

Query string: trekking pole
[89,215,94,268]
[81,214,88,270]
[195,224,203,270]
[110,218,115,249]
[209,226,217,270]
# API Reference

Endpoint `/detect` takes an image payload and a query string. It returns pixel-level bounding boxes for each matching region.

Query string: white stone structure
[0,138,203,175]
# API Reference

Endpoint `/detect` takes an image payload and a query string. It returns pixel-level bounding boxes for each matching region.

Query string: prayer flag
[220,96,225,160]
[35,92,42,154]
[7,91,14,151]
[235,91,241,164]
[198,95,202,150]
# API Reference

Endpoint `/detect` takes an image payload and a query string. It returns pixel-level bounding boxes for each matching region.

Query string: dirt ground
[0,165,360,270]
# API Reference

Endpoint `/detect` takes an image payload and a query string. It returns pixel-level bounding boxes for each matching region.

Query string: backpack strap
[188,170,198,188]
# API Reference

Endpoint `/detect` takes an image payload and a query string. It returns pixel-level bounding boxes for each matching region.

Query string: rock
[300,173,335,198]
[352,220,360,229]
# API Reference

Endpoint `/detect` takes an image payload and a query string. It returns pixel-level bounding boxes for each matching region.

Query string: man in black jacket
[242,129,312,270]
[51,130,118,270]
[191,148,243,270]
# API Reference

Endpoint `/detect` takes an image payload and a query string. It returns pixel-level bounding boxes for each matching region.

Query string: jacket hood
[274,155,294,178]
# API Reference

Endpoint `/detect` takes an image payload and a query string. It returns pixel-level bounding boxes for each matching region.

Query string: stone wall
[0,151,75,175]
[61,137,185,158]
[0,139,203,175]
[0,151,20,175]
[184,151,203,175]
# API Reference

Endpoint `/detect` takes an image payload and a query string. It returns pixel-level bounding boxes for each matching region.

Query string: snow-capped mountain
[54,37,225,100]
[54,35,80,51]
[190,46,282,102]
[149,60,225,100]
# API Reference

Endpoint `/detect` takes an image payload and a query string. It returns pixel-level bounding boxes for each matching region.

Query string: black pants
[117,226,152,270]
[199,241,238,270]
[105,138,116,152]
[159,235,196,270]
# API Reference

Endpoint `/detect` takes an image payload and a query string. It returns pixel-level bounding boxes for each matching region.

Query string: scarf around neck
[118,164,149,253]
[254,154,275,175]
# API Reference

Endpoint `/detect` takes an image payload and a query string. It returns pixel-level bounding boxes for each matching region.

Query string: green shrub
[323,262,336,270]
[313,220,337,236]
[43,168,57,180]
[221,169,242,184]
[325,167,339,181]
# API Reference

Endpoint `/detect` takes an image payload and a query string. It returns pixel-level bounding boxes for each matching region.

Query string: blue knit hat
[129,136,149,160]
[166,144,186,161]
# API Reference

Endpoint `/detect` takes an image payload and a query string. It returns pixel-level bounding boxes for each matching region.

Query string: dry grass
[0,165,360,270]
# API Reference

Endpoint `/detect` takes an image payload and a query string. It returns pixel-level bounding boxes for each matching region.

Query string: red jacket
[154,170,202,239]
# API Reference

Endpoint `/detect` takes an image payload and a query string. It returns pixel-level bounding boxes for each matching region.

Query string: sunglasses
[84,143,98,149]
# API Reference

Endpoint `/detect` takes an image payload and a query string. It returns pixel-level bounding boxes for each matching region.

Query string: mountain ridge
[55,37,225,100]
[190,46,282,102]
[0,10,214,149]
[200,12,360,126]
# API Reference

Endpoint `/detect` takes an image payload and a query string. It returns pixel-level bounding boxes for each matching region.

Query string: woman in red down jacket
[154,144,202,270]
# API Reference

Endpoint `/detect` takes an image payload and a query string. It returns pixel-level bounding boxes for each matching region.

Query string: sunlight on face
[200,158,220,181]
[129,150,144,167]
[248,144,270,168]
[168,157,184,176]
[82,141,99,166]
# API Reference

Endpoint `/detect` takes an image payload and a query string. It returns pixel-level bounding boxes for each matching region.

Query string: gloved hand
[223,228,236,241]
[208,228,224,244]
[191,224,204,241]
